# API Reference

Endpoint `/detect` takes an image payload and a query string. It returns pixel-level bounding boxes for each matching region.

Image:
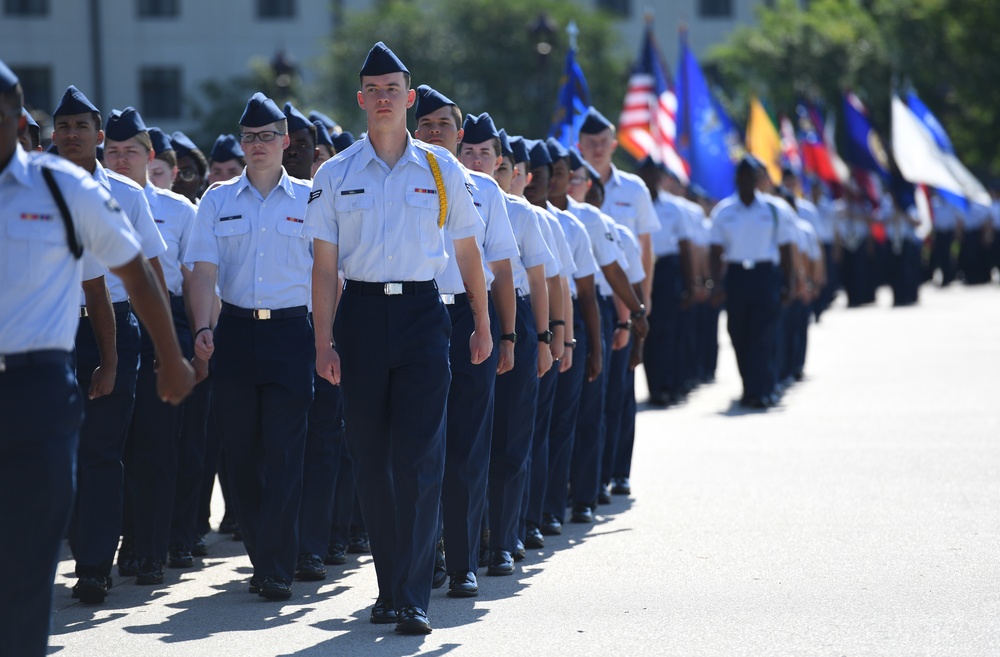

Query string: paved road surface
[49,286,1000,656]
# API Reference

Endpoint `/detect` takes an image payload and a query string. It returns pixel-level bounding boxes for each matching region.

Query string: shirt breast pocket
[5,217,68,278]
[213,216,251,262]
[274,217,309,267]
[405,191,440,243]
[334,192,374,251]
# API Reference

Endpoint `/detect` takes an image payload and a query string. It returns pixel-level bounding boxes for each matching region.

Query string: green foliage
[313,0,626,140]
[707,0,1000,178]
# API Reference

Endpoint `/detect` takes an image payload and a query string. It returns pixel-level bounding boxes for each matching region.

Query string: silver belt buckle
[384,283,403,296]
[440,294,455,305]
[80,306,89,318]
[253,309,272,320]
[742,260,755,270]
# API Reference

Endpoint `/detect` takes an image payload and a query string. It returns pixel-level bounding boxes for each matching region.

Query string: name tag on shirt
[340,189,366,196]
[219,214,243,222]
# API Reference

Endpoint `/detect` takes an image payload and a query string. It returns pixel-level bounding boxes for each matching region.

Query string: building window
[4,0,47,16]
[11,66,51,111]
[699,0,732,18]
[141,67,182,118]
[138,0,179,18]
[257,0,294,19]
[597,0,630,17]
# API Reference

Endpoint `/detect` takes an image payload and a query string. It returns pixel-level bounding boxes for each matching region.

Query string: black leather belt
[729,261,775,271]
[343,280,438,296]
[0,349,71,372]
[220,302,308,320]
[79,300,131,318]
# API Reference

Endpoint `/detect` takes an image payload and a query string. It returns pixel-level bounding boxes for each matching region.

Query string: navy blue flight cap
[579,106,614,135]
[545,137,569,163]
[283,102,312,133]
[414,85,456,121]
[22,108,38,129]
[359,41,409,80]
[210,134,244,162]
[508,135,529,166]
[461,112,498,145]
[332,131,355,152]
[53,85,100,117]
[737,154,761,173]
[148,127,173,155]
[170,131,199,158]
[314,120,333,147]
[105,107,147,142]
[497,129,514,160]
[239,92,284,128]
[526,139,553,170]
[568,148,599,183]
[0,59,18,94]
[308,110,338,132]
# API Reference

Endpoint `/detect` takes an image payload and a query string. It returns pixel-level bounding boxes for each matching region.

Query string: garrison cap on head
[239,92,283,128]
[0,59,18,94]
[210,134,244,162]
[568,147,599,182]
[579,106,614,135]
[414,85,455,121]
[105,107,147,142]
[283,102,311,133]
[148,127,173,155]
[508,135,529,166]
[332,131,355,152]
[545,137,569,163]
[308,110,338,132]
[461,112,498,145]
[313,120,333,147]
[689,183,709,201]
[54,85,99,116]
[736,154,761,174]
[526,139,553,170]
[359,41,409,80]
[22,108,38,129]
[497,129,514,160]
[170,131,199,158]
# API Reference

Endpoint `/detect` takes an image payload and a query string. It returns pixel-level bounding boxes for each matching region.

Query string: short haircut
[460,136,502,158]
[154,149,177,168]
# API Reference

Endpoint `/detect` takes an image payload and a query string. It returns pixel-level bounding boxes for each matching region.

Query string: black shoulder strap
[41,166,83,259]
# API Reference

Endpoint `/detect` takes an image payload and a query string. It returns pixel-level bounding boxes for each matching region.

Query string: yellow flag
[746,96,782,185]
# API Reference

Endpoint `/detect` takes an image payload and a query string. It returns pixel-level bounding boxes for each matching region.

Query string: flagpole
[567,19,578,52]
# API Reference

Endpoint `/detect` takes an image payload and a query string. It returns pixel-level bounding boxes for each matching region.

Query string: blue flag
[549,48,591,147]
[904,90,968,210]
[675,36,740,200]
[842,92,890,177]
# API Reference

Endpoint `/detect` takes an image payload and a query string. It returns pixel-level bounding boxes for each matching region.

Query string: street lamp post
[528,11,558,136]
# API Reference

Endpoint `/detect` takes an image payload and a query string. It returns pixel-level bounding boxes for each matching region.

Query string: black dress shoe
[191,534,208,557]
[258,576,292,600]
[597,483,612,505]
[446,571,478,598]
[395,606,432,635]
[540,512,562,536]
[431,538,447,588]
[72,576,109,603]
[294,553,327,581]
[117,537,138,577]
[136,559,164,585]
[610,477,631,496]
[370,600,397,624]
[167,544,194,569]
[347,531,370,554]
[524,524,544,549]
[570,503,594,523]
[218,516,238,534]
[486,549,514,576]
[248,576,262,594]
[231,524,243,542]
[324,542,347,565]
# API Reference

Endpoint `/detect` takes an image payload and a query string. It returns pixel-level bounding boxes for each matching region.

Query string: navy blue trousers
[0,353,80,657]
[328,444,355,548]
[601,336,633,485]
[543,300,587,519]
[523,354,559,530]
[71,307,140,578]
[129,295,192,560]
[724,265,781,402]
[643,255,682,397]
[336,286,450,611]
[570,295,613,507]
[611,366,637,479]
[815,242,837,320]
[442,296,499,574]
[171,374,211,549]
[213,313,314,583]
[298,372,345,557]
[489,295,539,552]
[932,229,956,285]
[890,240,922,306]
[842,244,874,307]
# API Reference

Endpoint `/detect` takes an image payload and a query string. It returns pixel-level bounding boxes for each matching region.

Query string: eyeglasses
[177,167,199,182]
[568,175,588,185]
[239,131,285,143]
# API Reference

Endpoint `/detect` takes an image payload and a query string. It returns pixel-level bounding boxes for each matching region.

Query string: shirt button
[259,252,264,256]
[388,201,393,207]
[258,277,263,282]
[261,227,266,232]
[387,255,393,261]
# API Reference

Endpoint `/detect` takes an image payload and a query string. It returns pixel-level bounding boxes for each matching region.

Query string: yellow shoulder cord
[425,150,448,229]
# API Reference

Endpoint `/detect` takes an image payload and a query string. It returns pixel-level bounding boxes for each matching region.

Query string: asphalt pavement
[48,284,1000,656]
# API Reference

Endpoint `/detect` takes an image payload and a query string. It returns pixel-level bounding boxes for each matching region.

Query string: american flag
[618,25,688,182]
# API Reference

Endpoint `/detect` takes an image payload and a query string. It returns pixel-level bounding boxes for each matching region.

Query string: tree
[313,0,626,140]
[707,0,1000,178]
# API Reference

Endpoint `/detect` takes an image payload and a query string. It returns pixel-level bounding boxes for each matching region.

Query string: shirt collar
[353,133,430,176]
[234,167,297,200]
[606,164,623,188]
[92,161,111,190]
[0,145,31,187]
